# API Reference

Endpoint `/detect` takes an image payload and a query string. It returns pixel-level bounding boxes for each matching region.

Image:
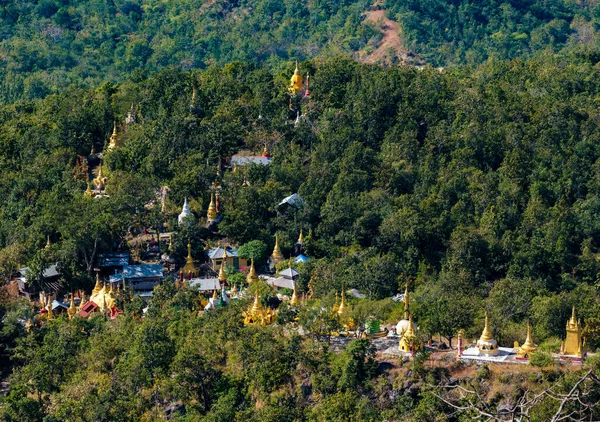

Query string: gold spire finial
[252,290,262,311]
[297,229,304,244]
[337,282,346,315]
[79,292,86,311]
[68,293,77,319]
[84,181,94,197]
[212,282,218,300]
[480,312,494,342]
[569,305,577,327]
[218,254,227,282]
[45,235,51,249]
[92,273,102,296]
[403,284,410,319]
[271,234,283,263]
[290,279,298,306]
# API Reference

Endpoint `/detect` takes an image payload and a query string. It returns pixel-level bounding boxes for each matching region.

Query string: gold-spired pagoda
[218,251,227,284]
[182,241,199,277]
[290,279,299,306]
[399,316,422,353]
[561,306,586,357]
[516,321,538,359]
[396,285,416,335]
[476,312,499,356]
[246,259,259,283]
[206,193,217,225]
[67,294,77,320]
[270,234,283,265]
[288,59,303,94]
[106,121,123,151]
[243,291,276,325]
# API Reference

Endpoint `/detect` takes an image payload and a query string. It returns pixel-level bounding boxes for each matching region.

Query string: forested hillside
[2,54,600,345]
[2,0,600,102]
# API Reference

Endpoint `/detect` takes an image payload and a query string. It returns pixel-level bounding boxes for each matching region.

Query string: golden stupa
[218,251,227,283]
[67,294,77,320]
[246,259,259,283]
[399,316,422,353]
[92,164,107,192]
[270,234,283,264]
[243,291,276,325]
[290,280,299,306]
[288,59,304,94]
[516,321,538,359]
[90,282,115,312]
[476,312,499,356]
[106,121,123,151]
[207,193,217,223]
[182,241,199,277]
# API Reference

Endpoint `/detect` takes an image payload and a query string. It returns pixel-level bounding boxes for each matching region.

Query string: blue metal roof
[110,264,163,282]
[294,254,310,263]
[97,252,130,267]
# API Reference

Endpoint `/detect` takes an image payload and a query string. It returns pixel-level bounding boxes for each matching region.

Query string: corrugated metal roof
[230,155,271,166]
[97,252,130,267]
[206,247,239,260]
[279,268,299,278]
[109,264,163,282]
[266,277,294,290]
[19,264,60,281]
[294,254,310,263]
[188,278,221,291]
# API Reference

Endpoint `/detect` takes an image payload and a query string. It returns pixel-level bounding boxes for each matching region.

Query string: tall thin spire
[207,193,217,222]
[247,258,259,283]
[290,279,298,306]
[337,282,346,315]
[403,284,410,319]
[480,312,493,342]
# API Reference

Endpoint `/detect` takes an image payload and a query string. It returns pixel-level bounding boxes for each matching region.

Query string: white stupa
[178,197,194,226]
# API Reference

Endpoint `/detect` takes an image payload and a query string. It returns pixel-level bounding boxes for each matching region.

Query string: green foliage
[237,239,268,262]
[529,351,555,368]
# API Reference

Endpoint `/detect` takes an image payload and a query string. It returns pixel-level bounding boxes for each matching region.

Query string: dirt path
[359,7,423,66]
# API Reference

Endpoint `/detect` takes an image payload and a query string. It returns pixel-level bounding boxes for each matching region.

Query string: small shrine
[288,59,304,94]
[206,193,218,226]
[399,316,423,353]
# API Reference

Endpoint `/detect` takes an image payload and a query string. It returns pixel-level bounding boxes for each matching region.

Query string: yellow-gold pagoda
[270,234,283,265]
[243,291,276,325]
[561,306,586,358]
[288,59,303,94]
[106,121,123,151]
[476,312,499,356]
[516,321,538,359]
[182,241,199,277]
[399,316,422,353]
[246,259,259,283]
